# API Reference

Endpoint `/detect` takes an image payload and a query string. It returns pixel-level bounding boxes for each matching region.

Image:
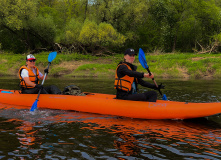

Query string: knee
[145,91,158,102]
[151,91,158,99]
[152,91,158,97]
[146,91,157,96]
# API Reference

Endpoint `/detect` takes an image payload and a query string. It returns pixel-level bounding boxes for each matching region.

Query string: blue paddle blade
[48,51,57,62]
[1,91,13,94]
[138,48,149,69]
[30,52,57,112]
[30,100,38,112]
[162,94,168,100]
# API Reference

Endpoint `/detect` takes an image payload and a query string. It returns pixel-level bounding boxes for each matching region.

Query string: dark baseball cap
[124,48,136,55]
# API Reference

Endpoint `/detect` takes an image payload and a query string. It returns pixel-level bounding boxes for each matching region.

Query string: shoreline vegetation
[1,51,221,80]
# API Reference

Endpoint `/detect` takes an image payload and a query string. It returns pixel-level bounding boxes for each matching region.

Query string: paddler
[114,48,165,102]
[19,54,61,94]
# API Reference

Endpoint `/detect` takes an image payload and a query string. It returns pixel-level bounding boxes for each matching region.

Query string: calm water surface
[0,77,221,160]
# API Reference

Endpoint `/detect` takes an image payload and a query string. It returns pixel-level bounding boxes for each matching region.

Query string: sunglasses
[28,59,36,62]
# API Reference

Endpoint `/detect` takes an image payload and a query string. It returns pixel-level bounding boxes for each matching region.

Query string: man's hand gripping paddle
[138,48,167,100]
[30,51,57,111]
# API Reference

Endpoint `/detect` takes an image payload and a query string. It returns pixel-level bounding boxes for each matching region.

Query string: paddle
[30,51,57,111]
[138,48,167,100]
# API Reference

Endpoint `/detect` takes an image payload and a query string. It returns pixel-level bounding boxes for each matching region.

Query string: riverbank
[1,52,221,79]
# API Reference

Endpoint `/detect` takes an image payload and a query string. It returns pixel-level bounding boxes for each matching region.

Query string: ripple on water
[0,103,221,159]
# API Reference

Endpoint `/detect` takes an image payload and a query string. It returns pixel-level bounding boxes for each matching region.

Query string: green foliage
[0,0,221,54]
[29,15,56,43]
[0,0,56,52]
[98,22,126,48]
[59,18,83,45]
[0,27,26,53]
[145,0,221,52]
[79,20,99,46]
[78,20,126,52]
[0,0,38,30]
[38,5,64,30]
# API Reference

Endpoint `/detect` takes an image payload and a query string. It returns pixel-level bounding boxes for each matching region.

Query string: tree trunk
[172,35,177,52]
[84,0,88,21]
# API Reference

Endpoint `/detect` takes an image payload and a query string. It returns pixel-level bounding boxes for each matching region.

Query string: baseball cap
[124,48,136,55]
[26,54,36,61]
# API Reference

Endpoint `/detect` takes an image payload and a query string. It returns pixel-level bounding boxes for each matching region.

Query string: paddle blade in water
[48,51,57,63]
[30,100,38,112]
[162,94,168,100]
[138,48,149,69]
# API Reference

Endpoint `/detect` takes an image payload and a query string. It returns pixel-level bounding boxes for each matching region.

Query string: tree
[98,22,126,49]
[0,0,57,53]
[79,20,99,49]
[78,20,126,54]
[0,0,38,30]
[147,0,221,52]
[1,0,221,53]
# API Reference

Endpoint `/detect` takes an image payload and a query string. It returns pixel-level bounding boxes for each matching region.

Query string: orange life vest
[19,65,40,89]
[114,63,135,92]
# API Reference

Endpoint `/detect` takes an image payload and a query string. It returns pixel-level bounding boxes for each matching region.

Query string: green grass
[68,63,116,77]
[139,52,221,79]
[51,52,98,65]
[1,51,221,79]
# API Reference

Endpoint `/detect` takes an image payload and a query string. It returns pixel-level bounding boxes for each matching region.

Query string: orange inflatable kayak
[0,89,220,120]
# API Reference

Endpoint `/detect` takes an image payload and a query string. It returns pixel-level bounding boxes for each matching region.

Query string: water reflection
[0,104,221,159]
[1,77,221,159]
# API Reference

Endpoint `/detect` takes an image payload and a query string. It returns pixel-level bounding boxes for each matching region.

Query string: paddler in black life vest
[114,48,164,102]
[19,54,61,94]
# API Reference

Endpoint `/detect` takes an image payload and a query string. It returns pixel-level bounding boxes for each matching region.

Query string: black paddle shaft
[36,62,51,100]
[146,68,162,96]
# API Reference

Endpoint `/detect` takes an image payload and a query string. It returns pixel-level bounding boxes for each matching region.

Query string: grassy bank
[1,52,221,79]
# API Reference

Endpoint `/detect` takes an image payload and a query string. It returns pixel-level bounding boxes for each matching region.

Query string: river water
[0,77,221,159]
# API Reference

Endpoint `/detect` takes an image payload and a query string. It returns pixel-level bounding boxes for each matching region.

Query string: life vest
[114,63,136,92]
[19,65,40,89]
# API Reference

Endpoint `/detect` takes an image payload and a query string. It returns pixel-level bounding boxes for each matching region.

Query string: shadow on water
[0,77,221,159]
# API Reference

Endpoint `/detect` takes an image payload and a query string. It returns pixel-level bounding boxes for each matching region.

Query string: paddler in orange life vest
[114,48,165,102]
[19,54,61,94]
